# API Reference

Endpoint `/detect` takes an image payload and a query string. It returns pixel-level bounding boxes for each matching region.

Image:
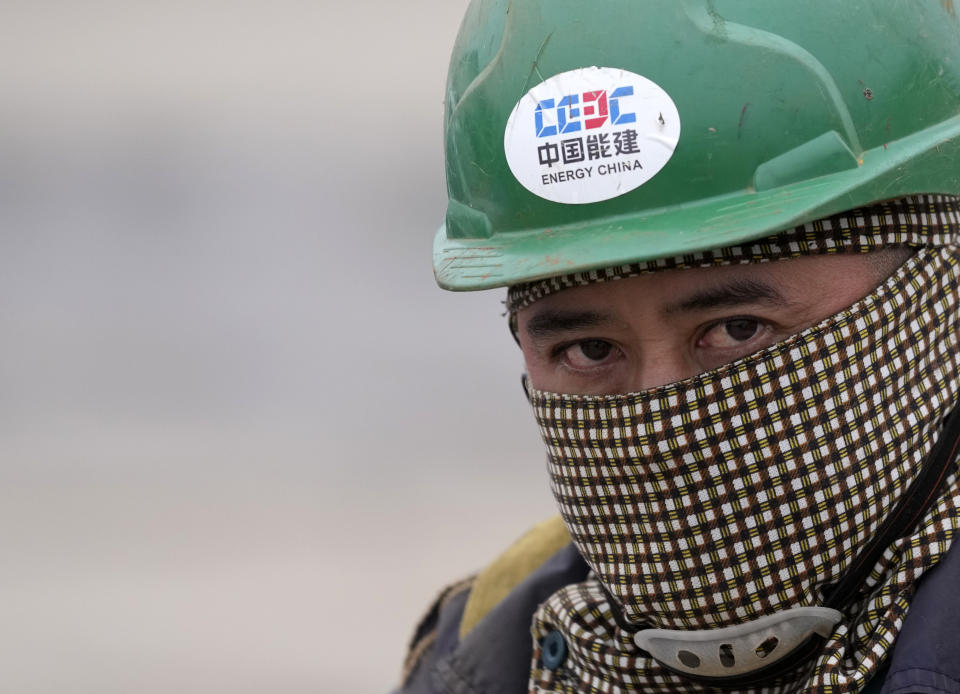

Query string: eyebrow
[664,278,789,314]
[524,309,614,339]
[523,278,790,339]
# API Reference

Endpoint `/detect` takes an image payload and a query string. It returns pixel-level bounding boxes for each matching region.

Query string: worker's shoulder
[399,516,573,690]
[458,515,572,639]
[400,574,475,688]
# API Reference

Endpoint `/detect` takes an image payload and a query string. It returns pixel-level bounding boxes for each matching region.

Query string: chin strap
[631,403,960,687]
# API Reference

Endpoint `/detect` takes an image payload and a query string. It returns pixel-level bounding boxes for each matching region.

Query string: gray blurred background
[0,2,556,692]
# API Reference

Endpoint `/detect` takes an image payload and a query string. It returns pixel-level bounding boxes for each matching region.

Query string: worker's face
[517,253,896,396]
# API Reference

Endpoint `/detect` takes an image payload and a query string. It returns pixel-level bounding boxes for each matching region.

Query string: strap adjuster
[634,606,841,678]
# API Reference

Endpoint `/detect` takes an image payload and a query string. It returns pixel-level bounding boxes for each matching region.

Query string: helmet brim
[434,115,960,291]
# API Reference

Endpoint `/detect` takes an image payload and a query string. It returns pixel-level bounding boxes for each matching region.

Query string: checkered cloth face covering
[506,194,960,313]
[526,245,960,692]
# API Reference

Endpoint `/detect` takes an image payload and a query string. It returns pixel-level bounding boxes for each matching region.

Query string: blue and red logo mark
[534,86,636,137]
[533,86,641,168]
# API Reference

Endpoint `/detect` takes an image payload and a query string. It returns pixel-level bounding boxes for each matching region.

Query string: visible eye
[560,339,619,370]
[698,318,763,350]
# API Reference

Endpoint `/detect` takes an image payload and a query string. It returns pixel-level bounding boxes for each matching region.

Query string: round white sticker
[504,67,681,205]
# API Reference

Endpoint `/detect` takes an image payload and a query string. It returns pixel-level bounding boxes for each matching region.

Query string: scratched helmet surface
[434,0,960,290]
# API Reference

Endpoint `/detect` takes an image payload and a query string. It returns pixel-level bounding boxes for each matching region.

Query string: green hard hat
[434,0,960,291]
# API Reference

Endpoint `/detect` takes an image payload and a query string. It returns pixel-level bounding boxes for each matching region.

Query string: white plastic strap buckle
[633,606,842,677]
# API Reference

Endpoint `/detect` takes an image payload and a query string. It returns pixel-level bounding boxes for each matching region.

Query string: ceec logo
[534,87,637,137]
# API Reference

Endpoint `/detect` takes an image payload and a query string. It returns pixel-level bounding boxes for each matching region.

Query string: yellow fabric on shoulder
[458,515,571,640]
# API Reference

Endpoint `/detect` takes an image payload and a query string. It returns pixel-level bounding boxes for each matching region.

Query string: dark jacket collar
[872,531,960,694]
[431,543,589,694]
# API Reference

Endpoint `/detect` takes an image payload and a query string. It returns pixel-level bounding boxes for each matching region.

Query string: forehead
[516,253,877,317]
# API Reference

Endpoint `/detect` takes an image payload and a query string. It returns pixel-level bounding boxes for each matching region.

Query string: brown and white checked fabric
[506,194,960,313]
[526,244,960,692]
